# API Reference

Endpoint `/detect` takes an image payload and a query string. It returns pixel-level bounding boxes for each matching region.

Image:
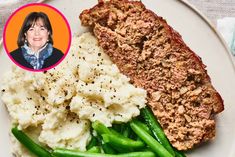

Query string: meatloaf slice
[80,0,224,150]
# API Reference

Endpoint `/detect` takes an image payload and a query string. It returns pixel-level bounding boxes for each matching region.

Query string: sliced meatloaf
[80,0,224,150]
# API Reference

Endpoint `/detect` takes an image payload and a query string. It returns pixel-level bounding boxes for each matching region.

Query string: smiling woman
[10,12,64,70]
[3,3,71,72]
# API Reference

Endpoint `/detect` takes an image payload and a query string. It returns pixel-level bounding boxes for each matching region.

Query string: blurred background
[188,0,235,24]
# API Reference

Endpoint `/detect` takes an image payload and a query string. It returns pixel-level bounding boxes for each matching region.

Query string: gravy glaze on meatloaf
[80,0,224,150]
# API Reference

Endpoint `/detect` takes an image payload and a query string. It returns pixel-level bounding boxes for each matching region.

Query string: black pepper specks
[66,105,70,110]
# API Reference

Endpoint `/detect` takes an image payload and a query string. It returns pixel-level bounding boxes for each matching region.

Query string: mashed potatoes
[0,33,147,157]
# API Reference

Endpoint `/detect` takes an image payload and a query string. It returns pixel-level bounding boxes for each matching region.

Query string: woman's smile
[33,38,42,41]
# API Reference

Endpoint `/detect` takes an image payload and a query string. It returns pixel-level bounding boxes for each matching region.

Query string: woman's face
[25,18,49,51]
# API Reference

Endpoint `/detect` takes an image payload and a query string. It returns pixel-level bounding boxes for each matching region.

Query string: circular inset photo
[3,3,71,72]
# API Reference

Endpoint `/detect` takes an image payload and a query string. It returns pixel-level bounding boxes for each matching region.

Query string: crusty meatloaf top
[80,0,224,150]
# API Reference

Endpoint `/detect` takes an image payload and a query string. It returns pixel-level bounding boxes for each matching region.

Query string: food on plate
[1,0,224,156]
[80,0,224,150]
[140,107,175,155]
[0,33,147,156]
[10,106,186,157]
[11,127,51,157]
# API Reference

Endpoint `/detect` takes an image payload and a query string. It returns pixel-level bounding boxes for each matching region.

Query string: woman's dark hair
[17,12,53,47]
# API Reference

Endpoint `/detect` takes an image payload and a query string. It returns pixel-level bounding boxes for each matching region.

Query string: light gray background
[0,0,235,39]
[188,0,235,24]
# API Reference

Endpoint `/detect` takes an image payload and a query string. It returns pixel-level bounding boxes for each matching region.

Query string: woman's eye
[40,27,46,30]
[28,28,34,31]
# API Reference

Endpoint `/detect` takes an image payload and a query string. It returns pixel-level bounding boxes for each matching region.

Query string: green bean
[111,146,131,153]
[92,121,133,141]
[102,134,145,149]
[122,124,131,138]
[103,136,131,153]
[87,146,101,153]
[86,136,98,150]
[11,127,52,157]
[130,120,173,157]
[109,128,140,146]
[141,106,175,156]
[102,143,116,154]
[92,121,132,153]
[53,149,155,157]
[92,121,112,135]
[133,120,153,136]
[109,128,124,137]
[109,128,137,142]
[111,125,133,140]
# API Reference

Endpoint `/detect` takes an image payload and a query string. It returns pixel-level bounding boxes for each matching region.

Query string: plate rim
[179,0,235,71]
[0,1,235,156]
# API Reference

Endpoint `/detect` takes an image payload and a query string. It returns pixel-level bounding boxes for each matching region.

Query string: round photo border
[3,3,72,72]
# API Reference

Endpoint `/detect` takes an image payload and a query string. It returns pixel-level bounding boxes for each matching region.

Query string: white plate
[1,0,235,157]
